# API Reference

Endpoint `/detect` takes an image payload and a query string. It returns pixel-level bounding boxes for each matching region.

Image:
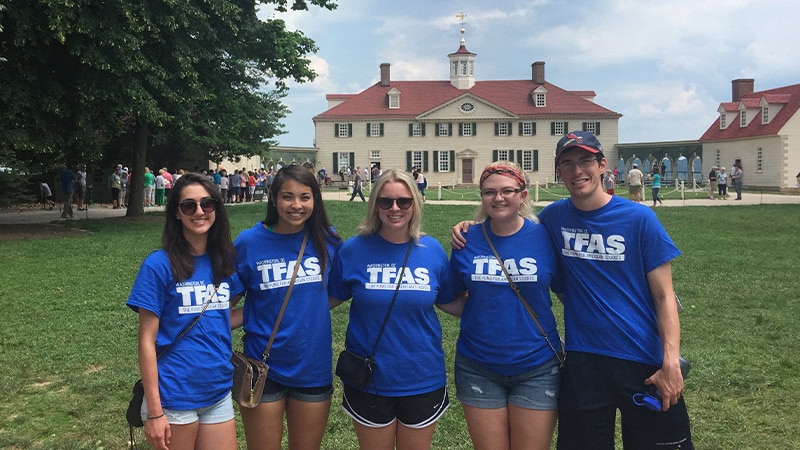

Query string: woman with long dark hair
[231,164,342,450]
[127,172,241,450]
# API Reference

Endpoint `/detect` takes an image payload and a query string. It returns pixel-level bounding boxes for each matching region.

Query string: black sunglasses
[376,197,413,210]
[178,198,217,215]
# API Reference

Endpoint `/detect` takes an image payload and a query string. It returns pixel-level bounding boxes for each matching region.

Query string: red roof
[315,79,620,121]
[449,43,476,57]
[700,83,800,142]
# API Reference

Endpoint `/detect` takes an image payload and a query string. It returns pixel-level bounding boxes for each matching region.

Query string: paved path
[0,191,797,225]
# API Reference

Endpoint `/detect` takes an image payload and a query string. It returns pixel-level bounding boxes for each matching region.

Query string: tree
[0,0,337,214]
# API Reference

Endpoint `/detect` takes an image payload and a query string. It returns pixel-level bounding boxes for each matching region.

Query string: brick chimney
[532,61,545,85]
[380,63,390,87]
[731,78,754,102]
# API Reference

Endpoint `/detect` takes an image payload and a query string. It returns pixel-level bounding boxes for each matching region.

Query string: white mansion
[313,35,621,186]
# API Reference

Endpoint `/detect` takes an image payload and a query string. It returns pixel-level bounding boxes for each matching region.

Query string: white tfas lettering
[258,257,321,283]
[472,257,538,275]
[560,231,625,254]
[176,282,231,306]
[366,266,430,284]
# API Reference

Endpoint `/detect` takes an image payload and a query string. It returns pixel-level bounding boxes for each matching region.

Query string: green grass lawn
[0,202,797,449]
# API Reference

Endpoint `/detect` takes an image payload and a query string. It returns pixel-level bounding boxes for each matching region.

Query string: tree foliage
[0,0,336,213]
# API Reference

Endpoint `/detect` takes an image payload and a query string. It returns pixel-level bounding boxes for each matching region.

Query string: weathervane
[456,12,466,36]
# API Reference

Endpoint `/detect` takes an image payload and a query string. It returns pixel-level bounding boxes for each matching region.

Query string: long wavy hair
[474,161,537,223]
[356,169,423,243]
[264,164,341,276]
[162,172,236,285]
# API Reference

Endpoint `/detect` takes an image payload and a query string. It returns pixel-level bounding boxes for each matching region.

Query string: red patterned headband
[479,166,526,188]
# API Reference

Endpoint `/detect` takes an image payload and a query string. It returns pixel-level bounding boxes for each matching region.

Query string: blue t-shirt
[329,234,454,396]
[127,250,242,410]
[449,219,561,375]
[538,196,681,367]
[652,173,661,188]
[234,223,339,388]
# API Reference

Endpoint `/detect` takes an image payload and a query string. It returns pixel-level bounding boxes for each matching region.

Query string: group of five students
[127,131,692,450]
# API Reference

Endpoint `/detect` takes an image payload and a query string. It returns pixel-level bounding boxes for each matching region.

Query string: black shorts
[342,385,449,429]
[557,352,693,450]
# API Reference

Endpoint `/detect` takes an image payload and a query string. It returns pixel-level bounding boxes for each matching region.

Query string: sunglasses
[376,197,413,210]
[178,198,217,215]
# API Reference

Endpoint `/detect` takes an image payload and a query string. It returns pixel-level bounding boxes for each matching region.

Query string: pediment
[457,148,479,158]
[417,94,518,120]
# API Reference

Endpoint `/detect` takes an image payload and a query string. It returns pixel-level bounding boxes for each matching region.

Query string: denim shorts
[141,391,234,425]
[455,353,560,410]
[258,378,333,403]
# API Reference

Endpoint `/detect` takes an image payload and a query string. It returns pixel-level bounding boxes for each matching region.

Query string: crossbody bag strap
[367,240,413,359]
[481,223,565,367]
[259,229,309,363]
[156,285,219,359]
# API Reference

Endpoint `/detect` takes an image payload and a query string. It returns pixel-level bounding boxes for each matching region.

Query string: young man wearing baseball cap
[545,131,693,449]
[451,131,693,448]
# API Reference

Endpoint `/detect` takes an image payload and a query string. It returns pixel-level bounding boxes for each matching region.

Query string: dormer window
[720,113,727,129]
[532,86,548,107]
[761,106,769,124]
[740,110,747,127]
[388,87,401,109]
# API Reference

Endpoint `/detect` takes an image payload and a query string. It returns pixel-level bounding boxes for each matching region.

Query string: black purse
[126,379,145,428]
[335,349,376,388]
[335,242,412,390]
[127,287,218,447]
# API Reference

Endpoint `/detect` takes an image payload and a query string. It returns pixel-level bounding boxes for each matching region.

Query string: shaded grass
[0,202,797,449]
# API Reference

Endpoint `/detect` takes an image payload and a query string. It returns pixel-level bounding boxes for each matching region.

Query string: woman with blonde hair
[444,161,562,450]
[330,169,455,450]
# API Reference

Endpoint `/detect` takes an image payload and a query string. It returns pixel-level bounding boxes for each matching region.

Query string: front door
[462,159,474,184]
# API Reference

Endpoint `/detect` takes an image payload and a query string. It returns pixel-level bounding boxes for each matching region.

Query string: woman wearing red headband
[443,161,562,450]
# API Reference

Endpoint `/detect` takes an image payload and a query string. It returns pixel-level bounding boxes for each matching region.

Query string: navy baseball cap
[556,131,603,164]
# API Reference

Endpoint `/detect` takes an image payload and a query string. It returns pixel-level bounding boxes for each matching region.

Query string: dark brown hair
[162,172,236,284]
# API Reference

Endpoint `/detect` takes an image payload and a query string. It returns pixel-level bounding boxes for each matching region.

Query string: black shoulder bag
[335,241,413,390]
[127,286,218,447]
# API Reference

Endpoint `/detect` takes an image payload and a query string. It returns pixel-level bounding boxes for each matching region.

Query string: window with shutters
[582,122,598,135]
[411,151,424,169]
[552,121,567,136]
[411,123,424,137]
[369,123,382,137]
[462,123,473,136]
[337,123,351,138]
[438,151,451,172]
[521,122,535,136]
[495,149,511,161]
[438,123,450,136]
[519,150,533,172]
[497,122,509,136]
[337,153,350,172]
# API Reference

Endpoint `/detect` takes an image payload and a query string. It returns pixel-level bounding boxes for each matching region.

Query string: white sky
[262,0,800,147]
